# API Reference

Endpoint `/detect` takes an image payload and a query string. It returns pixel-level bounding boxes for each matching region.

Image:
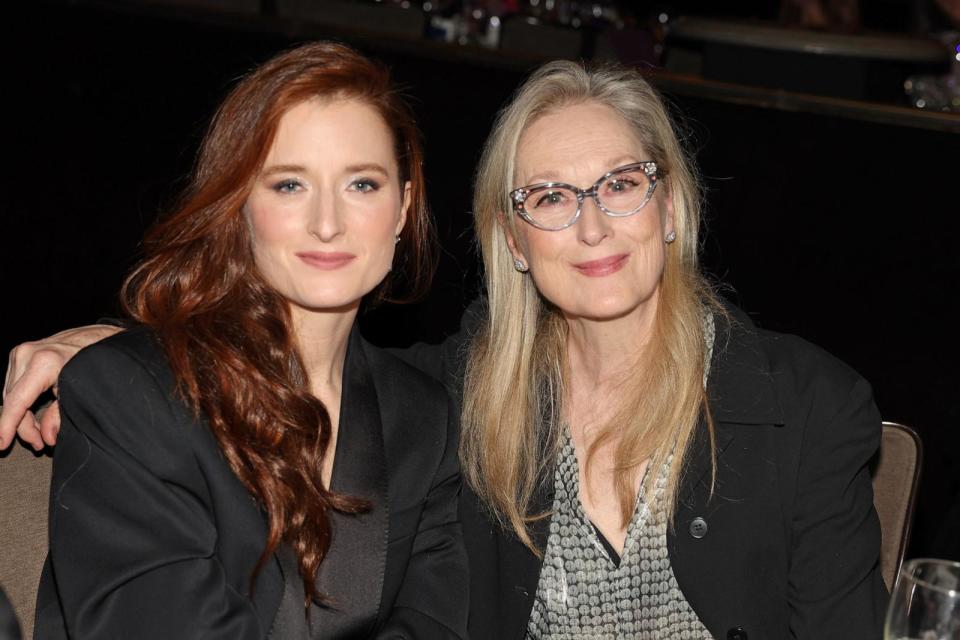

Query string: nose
[307,192,345,242]
[575,193,611,246]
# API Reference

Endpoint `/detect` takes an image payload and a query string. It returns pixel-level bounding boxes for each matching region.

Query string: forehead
[267,97,397,164]
[515,101,646,183]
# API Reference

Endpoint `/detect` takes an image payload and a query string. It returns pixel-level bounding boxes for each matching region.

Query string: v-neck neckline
[559,432,654,570]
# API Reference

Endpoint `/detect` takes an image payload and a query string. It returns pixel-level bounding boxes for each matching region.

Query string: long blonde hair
[461,61,722,551]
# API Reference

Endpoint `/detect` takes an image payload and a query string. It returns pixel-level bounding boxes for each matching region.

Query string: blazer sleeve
[787,373,889,638]
[376,399,469,639]
[46,340,265,639]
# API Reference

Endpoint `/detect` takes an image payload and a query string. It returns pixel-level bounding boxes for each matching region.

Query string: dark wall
[682,96,960,561]
[3,2,957,559]
[1,3,508,346]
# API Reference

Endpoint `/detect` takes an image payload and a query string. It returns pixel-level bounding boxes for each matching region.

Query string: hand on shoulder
[1,324,121,450]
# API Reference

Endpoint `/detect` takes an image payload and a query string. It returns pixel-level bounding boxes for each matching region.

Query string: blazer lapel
[501,459,556,640]
[310,327,389,638]
[678,417,735,510]
[267,547,310,640]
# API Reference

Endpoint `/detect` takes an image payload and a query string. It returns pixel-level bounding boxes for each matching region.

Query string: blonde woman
[3,61,886,638]
[457,61,887,639]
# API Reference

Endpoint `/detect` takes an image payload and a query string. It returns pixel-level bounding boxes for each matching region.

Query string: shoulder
[62,324,172,387]
[60,325,178,398]
[54,327,215,486]
[756,328,871,424]
[759,328,865,395]
[360,337,456,457]
[59,327,196,438]
[362,338,450,408]
[714,305,871,417]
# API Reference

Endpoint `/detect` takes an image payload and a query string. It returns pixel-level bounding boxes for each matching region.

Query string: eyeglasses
[509,161,659,231]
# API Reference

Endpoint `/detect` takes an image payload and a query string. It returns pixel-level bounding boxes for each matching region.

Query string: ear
[497,211,528,265]
[396,180,412,236]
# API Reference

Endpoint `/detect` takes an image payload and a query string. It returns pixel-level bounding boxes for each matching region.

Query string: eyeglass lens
[522,167,652,229]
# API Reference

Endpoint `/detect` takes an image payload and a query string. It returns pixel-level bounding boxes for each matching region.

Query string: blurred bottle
[424,0,461,42]
[464,0,509,48]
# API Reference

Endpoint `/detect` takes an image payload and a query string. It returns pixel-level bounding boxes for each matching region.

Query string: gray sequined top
[525,316,716,640]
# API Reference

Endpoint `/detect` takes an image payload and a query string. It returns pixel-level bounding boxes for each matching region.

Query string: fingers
[38,400,61,447]
[1,324,119,450]
[14,411,45,451]
[1,346,63,450]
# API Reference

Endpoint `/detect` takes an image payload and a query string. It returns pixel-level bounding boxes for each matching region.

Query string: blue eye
[607,178,640,193]
[533,190,570,209]
[272,179,304,194]
[351,178,381,193]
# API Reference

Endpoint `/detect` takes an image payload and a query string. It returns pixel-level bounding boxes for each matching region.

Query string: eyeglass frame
[509,161,660,231]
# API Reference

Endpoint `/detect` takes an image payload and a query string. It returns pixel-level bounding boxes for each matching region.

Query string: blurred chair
[871,421,923,591]
[0,438,52,640]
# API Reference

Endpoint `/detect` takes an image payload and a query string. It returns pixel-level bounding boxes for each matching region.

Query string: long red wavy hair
[120,42,435,609]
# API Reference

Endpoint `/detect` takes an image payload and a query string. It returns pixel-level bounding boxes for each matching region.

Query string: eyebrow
[260,162,392,177]
[524,155,641,184]
[261,163,306,176]
[344,163,391,176]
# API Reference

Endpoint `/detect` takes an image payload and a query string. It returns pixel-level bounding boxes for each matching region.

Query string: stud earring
[514,259,529,273]
[395,235,401,245]
[665,231,676,244]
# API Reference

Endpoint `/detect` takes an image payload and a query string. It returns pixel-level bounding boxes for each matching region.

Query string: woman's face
[506,101,674,324]
[245,97,409,314]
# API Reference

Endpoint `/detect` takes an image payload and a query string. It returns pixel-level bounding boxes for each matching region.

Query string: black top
[589,521,621,567]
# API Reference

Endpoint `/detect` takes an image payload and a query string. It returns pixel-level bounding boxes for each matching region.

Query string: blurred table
[666,17,953,106]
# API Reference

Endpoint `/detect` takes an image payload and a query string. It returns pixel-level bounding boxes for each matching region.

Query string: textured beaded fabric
[525,437,712,639]
[525,314,716,640]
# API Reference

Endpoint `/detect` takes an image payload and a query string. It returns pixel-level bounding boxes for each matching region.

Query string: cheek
[245,200,290,249]
[636,241,666,281]
[357,204,402,264]
[515,226,555,265]
[522,233,569,295]
[244,203,295,281]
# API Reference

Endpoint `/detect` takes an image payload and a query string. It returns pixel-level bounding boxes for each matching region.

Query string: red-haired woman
[30,42,467,639]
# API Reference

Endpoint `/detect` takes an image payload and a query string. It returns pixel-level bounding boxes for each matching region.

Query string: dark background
[2,1,958,560]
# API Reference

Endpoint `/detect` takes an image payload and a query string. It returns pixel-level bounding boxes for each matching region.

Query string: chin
[579,306,641,322]
[289,287,367,313]
[294,299,364,314]
[290,274,387,312]
[556,298,633,322]
[557,287,660,323]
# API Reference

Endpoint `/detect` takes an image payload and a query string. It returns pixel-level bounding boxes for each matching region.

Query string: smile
[296,251,357,270]
[572,254,629,277]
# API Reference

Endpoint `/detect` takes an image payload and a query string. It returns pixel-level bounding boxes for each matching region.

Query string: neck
[290,302,359,400]
[564,297,659,389]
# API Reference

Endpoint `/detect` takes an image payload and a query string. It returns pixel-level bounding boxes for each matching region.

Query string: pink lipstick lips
[296,251,356,270]
[572,254,629,277]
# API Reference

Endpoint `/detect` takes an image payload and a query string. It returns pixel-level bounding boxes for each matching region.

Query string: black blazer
[401,305,889,639]
[35,326,468,639]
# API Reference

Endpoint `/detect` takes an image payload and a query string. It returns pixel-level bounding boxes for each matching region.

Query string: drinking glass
[885,558,960,640]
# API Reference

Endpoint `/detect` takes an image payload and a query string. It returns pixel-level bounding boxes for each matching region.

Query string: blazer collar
[706,305,785,426]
